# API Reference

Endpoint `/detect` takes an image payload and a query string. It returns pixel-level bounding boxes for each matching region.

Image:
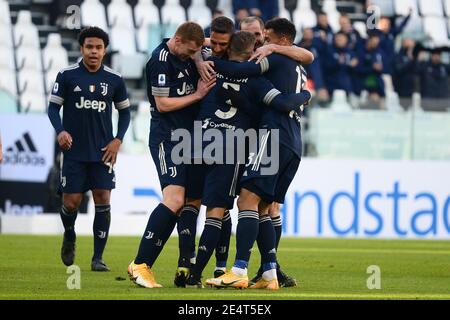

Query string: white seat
[0,23,13,48]
[134,101,150,145]
[18,69,45,96]
[418,0,444,16]
[188,0,211,28]
[110,26,137,54]
[423,16,450,45]
[135,0,161,53]
[368,0,395,16]
[0,47,15,70]
[394,0,419,16]
[328,11,341,32]
[292,8,317,31]
[353,21,367,38]
[42,33,69,72]
[20,91,47,113]
[278,0,291,20]
[445,0,450,16]
[0,0,11,27]
[81,0,108,30]
[398,16,423,37]
[13,10,40,49]
[385,91,404,112]
[217,0,234,19]
[161,0,186,26]
[330,90,352,112]
[107,0,134,29]
[0,67,17,97]
[16,46,42,71]
[322,0,338,15]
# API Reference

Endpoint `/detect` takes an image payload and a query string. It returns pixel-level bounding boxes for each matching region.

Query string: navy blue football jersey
[197,65,281,131]
[49,61,130,162]
[146,39,200,144]
[212,53,307,158]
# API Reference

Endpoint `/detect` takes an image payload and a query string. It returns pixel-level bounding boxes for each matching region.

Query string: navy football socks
[233,210,259,271]
[177,205,199,268]
[192,217,222,279]
[135,203,178,267]
[92,205,111,261]
[215,210,232,269]
[60,205,78,242]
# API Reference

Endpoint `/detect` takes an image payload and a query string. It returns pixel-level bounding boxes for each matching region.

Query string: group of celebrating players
[48,15,314,291]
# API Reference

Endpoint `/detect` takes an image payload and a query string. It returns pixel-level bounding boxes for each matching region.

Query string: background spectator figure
[416,48,450,111]
[323,32,358,96]
[298,28,329,105]
[376,9,412,75]
[393,38,417,109]
[339,14,363,51]
[355,32,385,108]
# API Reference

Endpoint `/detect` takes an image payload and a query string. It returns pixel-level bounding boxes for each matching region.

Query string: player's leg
[90,189,111,271]
[60,193,83,266]
[59,157,87,266]
[251,202,281,283]
[129,142,186,288]
[175,163,204,287]
[206,188,261,289]
[250,202,279,290]
[214,209,232,277]
[186,207,225,288]
[87,161,116,271]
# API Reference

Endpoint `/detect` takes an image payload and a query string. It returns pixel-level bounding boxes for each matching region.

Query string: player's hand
[196,60,216,81]
[373,62,383,72]
[195,77,216,99]
[57,131,73,151]
[249,44,277,64]
[101,138,121,166]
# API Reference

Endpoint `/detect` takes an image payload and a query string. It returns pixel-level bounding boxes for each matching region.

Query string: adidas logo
[3,132,45,166]
[199,246,207,252]
[177,72,184,78]
[73,85,82,92]
[180,229,191,236]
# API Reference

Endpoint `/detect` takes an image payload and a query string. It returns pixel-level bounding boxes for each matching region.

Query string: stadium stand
[0,0,449,157]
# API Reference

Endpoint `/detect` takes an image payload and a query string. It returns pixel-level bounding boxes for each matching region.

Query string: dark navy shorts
[60,156,116,194]
[149,140,187,191]
[184,162,242,209]
[240,143,300,204]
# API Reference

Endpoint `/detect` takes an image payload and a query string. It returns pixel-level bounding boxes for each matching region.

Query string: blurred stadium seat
[43,33,69,93]
[80,0,108,31]
[418,0,444,17]
[423,16,450,45]
[161,0,186,38]
[188,0,212,28]
[394,0,419,16]
[135,0,161,53]
[292,0,317,31]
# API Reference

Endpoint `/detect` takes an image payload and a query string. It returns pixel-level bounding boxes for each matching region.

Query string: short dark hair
[229,31,255,57]
[264,18,296,43]
[78,26,109,47]
[175,21,205,46]
[211,16,235,35]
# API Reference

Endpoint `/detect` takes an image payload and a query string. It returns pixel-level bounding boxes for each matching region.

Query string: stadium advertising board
[112,155,450,240]
[0,114,55,183]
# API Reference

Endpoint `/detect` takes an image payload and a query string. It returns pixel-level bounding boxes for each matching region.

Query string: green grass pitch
[0,235,449,300]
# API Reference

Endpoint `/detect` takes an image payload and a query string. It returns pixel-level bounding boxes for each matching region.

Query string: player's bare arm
[154,77,216,112]
[194,50,215,81]
[250,44,315,64]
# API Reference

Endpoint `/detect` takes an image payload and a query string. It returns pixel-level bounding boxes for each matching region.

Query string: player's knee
[63,201,80,212]
[93,191,110,205]
[163,195,185,213]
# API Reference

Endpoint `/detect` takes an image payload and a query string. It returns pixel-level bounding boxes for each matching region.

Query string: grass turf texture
[0,235,449,300]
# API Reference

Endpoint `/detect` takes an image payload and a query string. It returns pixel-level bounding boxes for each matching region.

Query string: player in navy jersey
[205,18,309,289]
[128,22,216,289]
[183,31,311,288]
[47,27,131,271]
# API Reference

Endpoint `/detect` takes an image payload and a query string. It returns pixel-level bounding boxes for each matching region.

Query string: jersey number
[214,82,239,120]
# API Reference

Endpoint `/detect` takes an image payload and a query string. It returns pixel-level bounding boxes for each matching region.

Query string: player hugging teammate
[128,17,313,290]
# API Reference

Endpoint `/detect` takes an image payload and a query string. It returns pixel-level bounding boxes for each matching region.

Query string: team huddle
[48,16,313,290]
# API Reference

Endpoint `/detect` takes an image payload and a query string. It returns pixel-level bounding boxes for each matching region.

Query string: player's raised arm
[250,44,315,64]
[47,70,72,151]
